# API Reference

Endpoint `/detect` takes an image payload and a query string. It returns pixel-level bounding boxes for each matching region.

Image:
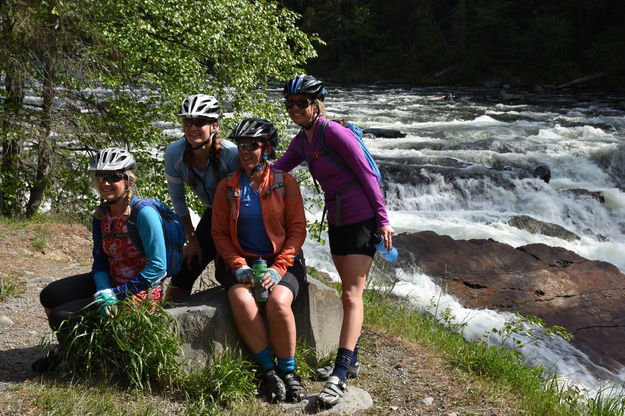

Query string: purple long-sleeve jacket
[273,116,390,228]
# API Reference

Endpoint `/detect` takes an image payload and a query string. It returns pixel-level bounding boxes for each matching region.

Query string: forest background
[281,0,625,87]
[1,0,625,221]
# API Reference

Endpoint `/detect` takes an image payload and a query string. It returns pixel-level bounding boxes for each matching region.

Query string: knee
[341,289,362,309]
[267,295,292,319]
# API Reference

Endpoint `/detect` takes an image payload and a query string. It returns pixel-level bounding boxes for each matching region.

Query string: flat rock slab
[281,385,373,414]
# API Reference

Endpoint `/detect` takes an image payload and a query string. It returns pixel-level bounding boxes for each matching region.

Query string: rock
[0,316,14,327]
[507,215,579,241]
[561,188,605,203]
[363,128,406,138]
[394,231,625,372]
[421,396,434,406]
[166,276,343,365]
[281,385,373,414]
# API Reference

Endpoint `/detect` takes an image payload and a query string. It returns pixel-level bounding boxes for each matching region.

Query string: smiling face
[236,138,266,173]
[285,94,318,127]
[95,170,128,202]
[182,117,218,148]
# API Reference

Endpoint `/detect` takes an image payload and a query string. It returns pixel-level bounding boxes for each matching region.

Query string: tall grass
[362,276,625,416]
[54,299,181,391]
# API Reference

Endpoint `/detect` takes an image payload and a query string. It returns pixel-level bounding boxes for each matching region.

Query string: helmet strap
[190,131,217,150]
[303,114,319,131]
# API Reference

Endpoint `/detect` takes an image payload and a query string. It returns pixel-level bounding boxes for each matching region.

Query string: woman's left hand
[377,225,395,251]
[260,268,282,291]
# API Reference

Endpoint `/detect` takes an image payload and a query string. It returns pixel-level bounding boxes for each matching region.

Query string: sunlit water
[286,85,625,396]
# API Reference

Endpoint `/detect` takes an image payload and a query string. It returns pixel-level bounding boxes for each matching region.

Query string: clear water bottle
[252,258,269,302]
[374,234,398,262]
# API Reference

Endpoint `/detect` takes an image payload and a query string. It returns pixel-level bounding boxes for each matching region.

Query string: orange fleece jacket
[211,166,306,276]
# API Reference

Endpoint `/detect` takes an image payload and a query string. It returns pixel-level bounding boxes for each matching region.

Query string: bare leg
[228,284,269,354]
[332,254,373,351]
[265,285,296,358]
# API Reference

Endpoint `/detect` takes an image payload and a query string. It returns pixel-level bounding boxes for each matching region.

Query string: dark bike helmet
[88,147,136,171]
[178,94,221,119]
[229,118,279,148]
[283,74,326,101]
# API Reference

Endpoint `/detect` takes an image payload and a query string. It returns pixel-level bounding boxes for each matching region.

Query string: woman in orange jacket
[211,118,307,403]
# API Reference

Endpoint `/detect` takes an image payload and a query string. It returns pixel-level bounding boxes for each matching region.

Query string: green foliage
[177,348,257,412]
[283,0,625,85]
[0,0,318,218]
[0,274,25,300]
[53,299,182,391]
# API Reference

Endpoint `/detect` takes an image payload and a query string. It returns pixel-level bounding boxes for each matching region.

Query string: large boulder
[167,276,343,364]
[394,231,625,372]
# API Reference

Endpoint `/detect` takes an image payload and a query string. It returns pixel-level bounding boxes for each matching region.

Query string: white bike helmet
[178,94,221,119]
[88,147,136,171]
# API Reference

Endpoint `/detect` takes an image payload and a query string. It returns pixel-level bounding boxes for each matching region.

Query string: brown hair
[182,132,224,187]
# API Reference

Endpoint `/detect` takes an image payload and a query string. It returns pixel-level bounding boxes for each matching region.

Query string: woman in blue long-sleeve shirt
[32,147,167,372]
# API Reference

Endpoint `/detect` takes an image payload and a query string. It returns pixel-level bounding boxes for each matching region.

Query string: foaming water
[298,85,625,394]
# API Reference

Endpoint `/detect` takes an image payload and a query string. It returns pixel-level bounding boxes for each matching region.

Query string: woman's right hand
[183,237,202,268]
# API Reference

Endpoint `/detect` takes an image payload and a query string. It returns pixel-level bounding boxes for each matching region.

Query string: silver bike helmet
[283,74,326,100]
[178,94,221,119]
[229,118,279,148]
[88,147,136,171]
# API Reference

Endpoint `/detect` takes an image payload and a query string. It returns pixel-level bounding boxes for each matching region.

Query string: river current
[288,85,625,395]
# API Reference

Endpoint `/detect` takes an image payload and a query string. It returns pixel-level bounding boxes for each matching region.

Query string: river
[288,85,625,396]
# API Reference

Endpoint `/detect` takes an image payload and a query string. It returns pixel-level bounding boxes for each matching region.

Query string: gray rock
[166,276,343,364]
[281,385,373,414]
[0,316,15,327]
[508,215,579,241]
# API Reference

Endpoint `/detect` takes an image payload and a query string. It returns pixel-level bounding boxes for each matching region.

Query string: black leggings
[169,207,217,291]
[39,272,97,331]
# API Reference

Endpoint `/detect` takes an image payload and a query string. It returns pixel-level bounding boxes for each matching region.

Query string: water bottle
[253,258,269,302]
[374,234,398,262]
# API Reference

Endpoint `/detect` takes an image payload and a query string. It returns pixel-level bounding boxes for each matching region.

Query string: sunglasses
[284,98,313,109]
[183,118,214,128]
[95,172,127,183]
[236,141,264,151]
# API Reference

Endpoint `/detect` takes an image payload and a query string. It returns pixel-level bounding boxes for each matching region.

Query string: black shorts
[328,217,377,258]
[215,254,307,299]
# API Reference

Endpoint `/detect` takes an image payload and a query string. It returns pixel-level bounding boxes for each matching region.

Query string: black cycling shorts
[328,217,377,258]
[215,255,307,299]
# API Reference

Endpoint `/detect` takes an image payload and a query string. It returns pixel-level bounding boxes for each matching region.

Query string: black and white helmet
[283,74,326,100]
[229,118,279,148]
[88,147,136,171]
[178,94,221,119]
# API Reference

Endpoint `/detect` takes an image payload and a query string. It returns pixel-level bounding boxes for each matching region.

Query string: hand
[377,225,395,251]
[235,265,253,284]
[183,237,202,268]
[260,268,282,291]
[94,288,118,317]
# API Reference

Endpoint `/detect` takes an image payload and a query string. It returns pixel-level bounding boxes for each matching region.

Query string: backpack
[299,118,382,227]
[126,197,186,277]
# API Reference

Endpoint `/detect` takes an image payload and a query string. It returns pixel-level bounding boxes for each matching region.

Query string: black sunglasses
[183,118,215,128]
[95,171,127,183]
[236,141,264,151]
[284,98,313,109]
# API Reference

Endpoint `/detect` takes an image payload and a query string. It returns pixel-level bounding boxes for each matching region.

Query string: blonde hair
[94,170,137,219]
[315,99,327,118]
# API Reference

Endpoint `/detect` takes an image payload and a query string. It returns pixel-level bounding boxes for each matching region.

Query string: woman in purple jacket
[273,74,394,409]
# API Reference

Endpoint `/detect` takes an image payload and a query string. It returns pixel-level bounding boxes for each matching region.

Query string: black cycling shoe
[31,346,61,373]
[261,368,287,402]
[316,375,347,409]
[282,371,307,403]
[315,361,360,380]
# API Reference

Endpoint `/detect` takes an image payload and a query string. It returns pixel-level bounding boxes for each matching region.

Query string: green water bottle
[253,258,269,303]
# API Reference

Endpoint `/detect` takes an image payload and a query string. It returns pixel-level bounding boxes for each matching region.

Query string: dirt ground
[0,221,516,415]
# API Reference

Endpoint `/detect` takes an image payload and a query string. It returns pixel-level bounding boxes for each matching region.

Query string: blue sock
[331,348,353,381]
[351,337,360,365]
[277,357,296,374]
[252,347,275,372]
